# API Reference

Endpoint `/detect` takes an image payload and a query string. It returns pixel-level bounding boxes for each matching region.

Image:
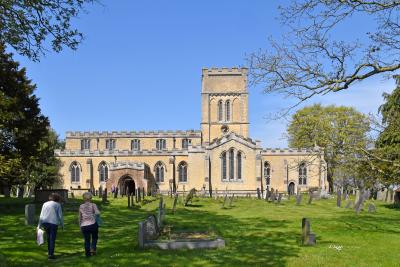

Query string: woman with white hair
[79,192,100,257]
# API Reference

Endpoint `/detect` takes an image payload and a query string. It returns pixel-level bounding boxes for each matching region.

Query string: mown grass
[0,194,399,267]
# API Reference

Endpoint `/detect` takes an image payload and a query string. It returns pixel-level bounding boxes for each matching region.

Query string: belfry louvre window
[81,139,90,150]
[99,162,108,182]
[225,100,231,121]
[221,152,227,180]
[70,162,80,183]
[131,139,140,151]
[299,163,307,185]
[218,100,223,121]
[182,138,191,149]
[178,162,188,182]
[264,162,271,186]
[155,162,165,183]
[156,139,166,150]
[106,139,116,150]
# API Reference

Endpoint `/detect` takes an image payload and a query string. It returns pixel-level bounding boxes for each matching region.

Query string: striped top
[79,202,100,227]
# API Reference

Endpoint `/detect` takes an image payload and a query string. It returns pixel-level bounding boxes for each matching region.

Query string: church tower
[201,67,249,143]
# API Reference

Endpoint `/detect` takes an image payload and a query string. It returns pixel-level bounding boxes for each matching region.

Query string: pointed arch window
[237,151,242,179]
[299,162,307,185]
[264,162,271,186]
[155,162,165,183]
[229,149,235,180]
[218,100,223,121]
[99,162,108,182]
[221,152,227,180]
[178,161,188,182]
[70,162,80,183]
[225,100,231,121]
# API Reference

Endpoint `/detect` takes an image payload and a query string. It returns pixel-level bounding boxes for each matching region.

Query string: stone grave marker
[99,186,103,198]
[25,204,35,225]
[127,191,131,207]
[308,192,313,205]
[257,188,261,200]
[184,188,196,206]
[114,187,118,198]
[229,194,234,207]
[271,191,276,203]
[368,203,376,213]
[265,189,270,201]
[270,188,274,202]
[138,188,141,203]
[172,193,179,214]
[296,193,302,205]
[337,190,342,207]
[301,218,316,245]
[102,188,107,203]
[345,200,353,209]
[277,193,282,204]
[221,194,228,208]
[145,214,160,240]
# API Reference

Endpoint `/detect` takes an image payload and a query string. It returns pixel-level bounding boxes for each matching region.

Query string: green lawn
[0,194,399,267]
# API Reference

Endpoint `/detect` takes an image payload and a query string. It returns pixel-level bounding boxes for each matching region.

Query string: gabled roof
[206,132,260,150]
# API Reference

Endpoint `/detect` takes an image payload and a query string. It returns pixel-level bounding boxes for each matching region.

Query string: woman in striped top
[79,192,100,257]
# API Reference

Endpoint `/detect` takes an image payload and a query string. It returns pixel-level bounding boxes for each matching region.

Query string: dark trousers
[42,223,58,256]
[81,223,98,256]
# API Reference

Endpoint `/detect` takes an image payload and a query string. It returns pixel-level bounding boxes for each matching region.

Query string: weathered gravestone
[98,186,103,198]
[157,197,165,227]
[277,193,282,204]
[138,215,161,249]
[308,192,313,205]
[296,193,302,205]
[368,203,376,213]
[257,188,261,200]
[301,218,316,245]
[102,188,107,203]
[337,190,342,207]
[137,188,141,203]
[172,193,179,214]
[345,200,353,209]
[221,194,228,208]
[355,190,369,214]
[184,188,196,206]
[271,191,276,203]
[114,187,118,198]
[25,204,35,225]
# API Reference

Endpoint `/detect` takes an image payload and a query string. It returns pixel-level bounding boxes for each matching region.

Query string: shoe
[91,250,97,256]
[48,255,56,260]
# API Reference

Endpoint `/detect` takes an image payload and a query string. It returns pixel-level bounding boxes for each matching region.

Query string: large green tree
[287,104,370,191]
[0,44,60,196]
[0,0,95,61]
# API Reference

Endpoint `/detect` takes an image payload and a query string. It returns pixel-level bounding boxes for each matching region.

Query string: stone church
[55,67,327,196]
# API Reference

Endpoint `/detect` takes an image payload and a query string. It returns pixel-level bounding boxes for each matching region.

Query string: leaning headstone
[172,193,179,214]
[25,204,35,225]
[257,188,261,200]
[184,188,196,206]
[355,190,367,214]
[345,200,353,209]
[337,190,342,207]
[301,218,316,245]
[222,194,228,208]
[296,193,303,205]
[368,203,376,213]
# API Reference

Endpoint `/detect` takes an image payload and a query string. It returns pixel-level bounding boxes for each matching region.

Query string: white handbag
[36,228,44,246]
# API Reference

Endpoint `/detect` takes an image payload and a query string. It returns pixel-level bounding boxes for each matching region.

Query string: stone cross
[302,218,316,245]
[25,204,35,225]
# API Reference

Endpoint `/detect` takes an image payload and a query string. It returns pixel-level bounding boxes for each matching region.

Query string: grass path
[0,195,399,267]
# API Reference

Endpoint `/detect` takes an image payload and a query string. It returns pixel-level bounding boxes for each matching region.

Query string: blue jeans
[42,223,58,256]
[81,223,98,256]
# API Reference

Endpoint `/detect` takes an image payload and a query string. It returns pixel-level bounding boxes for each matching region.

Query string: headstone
[355,189,360,203]
[127,192,131,207]
[345,200,353,209]
[137,188,141,203]
[229,194,234,207]
[98,186,103,198]
[277,193,282,204]
[296,193,302,205]
[184,188,196,206]
[271,191,276,203]
[301,218,316,245]
[142,187,145,199]
[214,188,218,200]
[25,204,35,225]
[368,203,376,213]
[257,188,261,200]
[222,194,228,208]
[102,188,107,203]
[308,192,313,205]
[337,190,342,207]
[114,187,118,198]
[157,197,164,227]
[144,215,159,240]
[355,190,367,214]
[172,193,179,214]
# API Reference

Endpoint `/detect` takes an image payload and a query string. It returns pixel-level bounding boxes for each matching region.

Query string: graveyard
[0,193,399,267]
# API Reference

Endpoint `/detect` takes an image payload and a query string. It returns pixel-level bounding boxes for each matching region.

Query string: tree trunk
[327,172,334,193]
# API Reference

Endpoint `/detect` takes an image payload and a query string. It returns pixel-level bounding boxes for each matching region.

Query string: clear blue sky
[10,0,396,147]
